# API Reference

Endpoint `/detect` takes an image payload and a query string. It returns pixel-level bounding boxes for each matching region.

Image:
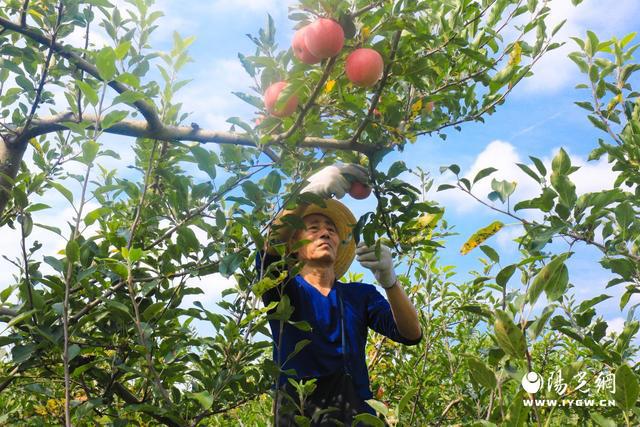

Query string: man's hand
[355,242,397,289]
[301,164,369,199]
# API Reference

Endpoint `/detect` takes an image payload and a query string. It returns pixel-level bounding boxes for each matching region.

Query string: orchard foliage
[0,0,638,425]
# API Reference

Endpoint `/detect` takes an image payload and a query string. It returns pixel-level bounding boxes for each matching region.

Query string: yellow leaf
[607,94,623,111]
[28,9,44,21]
[417,212,442,229]
[362,26,371,40]
[509,42,522,66]
[324,79,336,94]
[29,138,43,155]
[460,221,504,255]
[411,98,423,115]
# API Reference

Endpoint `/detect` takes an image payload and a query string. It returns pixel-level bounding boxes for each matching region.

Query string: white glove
[356,242,398,289]
[301,164,369,199]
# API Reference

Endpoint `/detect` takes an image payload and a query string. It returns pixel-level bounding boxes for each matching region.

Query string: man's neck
[300,264,335,294]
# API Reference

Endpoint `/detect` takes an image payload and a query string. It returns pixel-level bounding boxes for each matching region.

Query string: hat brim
[277,199,356,279]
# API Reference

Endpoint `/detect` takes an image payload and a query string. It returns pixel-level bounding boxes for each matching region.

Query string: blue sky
[1,0,639,340]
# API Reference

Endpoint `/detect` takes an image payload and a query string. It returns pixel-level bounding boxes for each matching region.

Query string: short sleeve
[366,286,422,346]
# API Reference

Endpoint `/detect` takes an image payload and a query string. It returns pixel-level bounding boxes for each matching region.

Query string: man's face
[294,213,340,266]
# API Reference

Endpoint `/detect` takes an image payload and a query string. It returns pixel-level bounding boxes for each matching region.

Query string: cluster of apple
[263,18,384,118]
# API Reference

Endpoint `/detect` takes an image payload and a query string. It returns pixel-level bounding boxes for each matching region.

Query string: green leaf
[588,115,609,132]
[529,304,557,339]
[365,399,388,417]
[479,245,500,263]
[586,30,600,56]
[128,247,143,263]
[496,264,517,288]
[591,413,617,427]
[283,339,311,365]
[544,265,569,302]
[494,310,526,359]
[1,309,36,334]
[473,167,498,184]
[505,391,530,426]
[219,252,243,278]
[397,387,418,416]
[440,164,460,175]
[264,170,281,194]
[66,240,80,264]
[516,163,539,182]
[84,207,110,226]
[529,156,547,177]
[142,302,165,321]
[12,344,36,363]
[289,320,312,332]
[82,140,100,164]
[96,47,117,81]
[550,173,576,207]
[436,184,456,191]
[490,179,517,203]
[76,80,98,106]
[25,203,51,213]
[50,181,74,204]
[528,253,571,305]
[105,300,130,317]
[189,391,214,410]
[68,344,81,362]
[614,364,639,411]
[467,356,497,388]
[353,414,385,427]
[114,40,131,60]
[190,146,217,180]
[551,148,571,175]
[101,110,128,130]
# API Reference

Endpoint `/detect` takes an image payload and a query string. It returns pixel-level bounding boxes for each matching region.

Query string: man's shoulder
[337,281,378,296]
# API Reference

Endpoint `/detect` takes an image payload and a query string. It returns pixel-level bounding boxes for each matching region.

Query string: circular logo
[521,371,542,393]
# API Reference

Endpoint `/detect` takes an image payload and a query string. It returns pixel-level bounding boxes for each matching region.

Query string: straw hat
[278,199,356,279]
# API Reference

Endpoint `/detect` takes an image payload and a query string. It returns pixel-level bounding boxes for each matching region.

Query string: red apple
[349,181,372,199]
[254,115,265,126]
[304,18,344,59]
[264,82,298,118]
[424,101,435,114]
[345,48,384,88]
[376,386,384,399]
[292,26,321,64]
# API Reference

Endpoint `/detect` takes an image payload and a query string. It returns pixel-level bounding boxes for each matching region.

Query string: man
[258,164,422,426]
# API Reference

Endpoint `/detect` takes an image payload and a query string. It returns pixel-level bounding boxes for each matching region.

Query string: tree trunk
[0,138,27,215]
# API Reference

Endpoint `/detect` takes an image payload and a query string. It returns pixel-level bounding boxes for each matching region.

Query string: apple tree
[6,0,637,426]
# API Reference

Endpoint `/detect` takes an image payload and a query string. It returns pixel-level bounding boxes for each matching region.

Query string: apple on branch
[349,181,372,200]
[292,26,321,64]
[345,48,384,88]
[304,18,344,59]
[264,81,298,118]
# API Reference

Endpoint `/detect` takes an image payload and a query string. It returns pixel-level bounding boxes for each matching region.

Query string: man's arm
[356,242,422,342]
[384,282,422,341]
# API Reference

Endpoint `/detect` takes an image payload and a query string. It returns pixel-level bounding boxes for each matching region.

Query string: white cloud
[175,58,258,128]
[519,0,640,94]
[434,140,541,215]
[606,316,625,335]
[434,140,621,217]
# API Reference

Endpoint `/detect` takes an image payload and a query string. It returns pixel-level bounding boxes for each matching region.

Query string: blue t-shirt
[257,252,422,401]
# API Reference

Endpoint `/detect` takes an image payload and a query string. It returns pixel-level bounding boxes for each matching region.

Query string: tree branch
[0,16,162,134]
[10,112,376,154]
